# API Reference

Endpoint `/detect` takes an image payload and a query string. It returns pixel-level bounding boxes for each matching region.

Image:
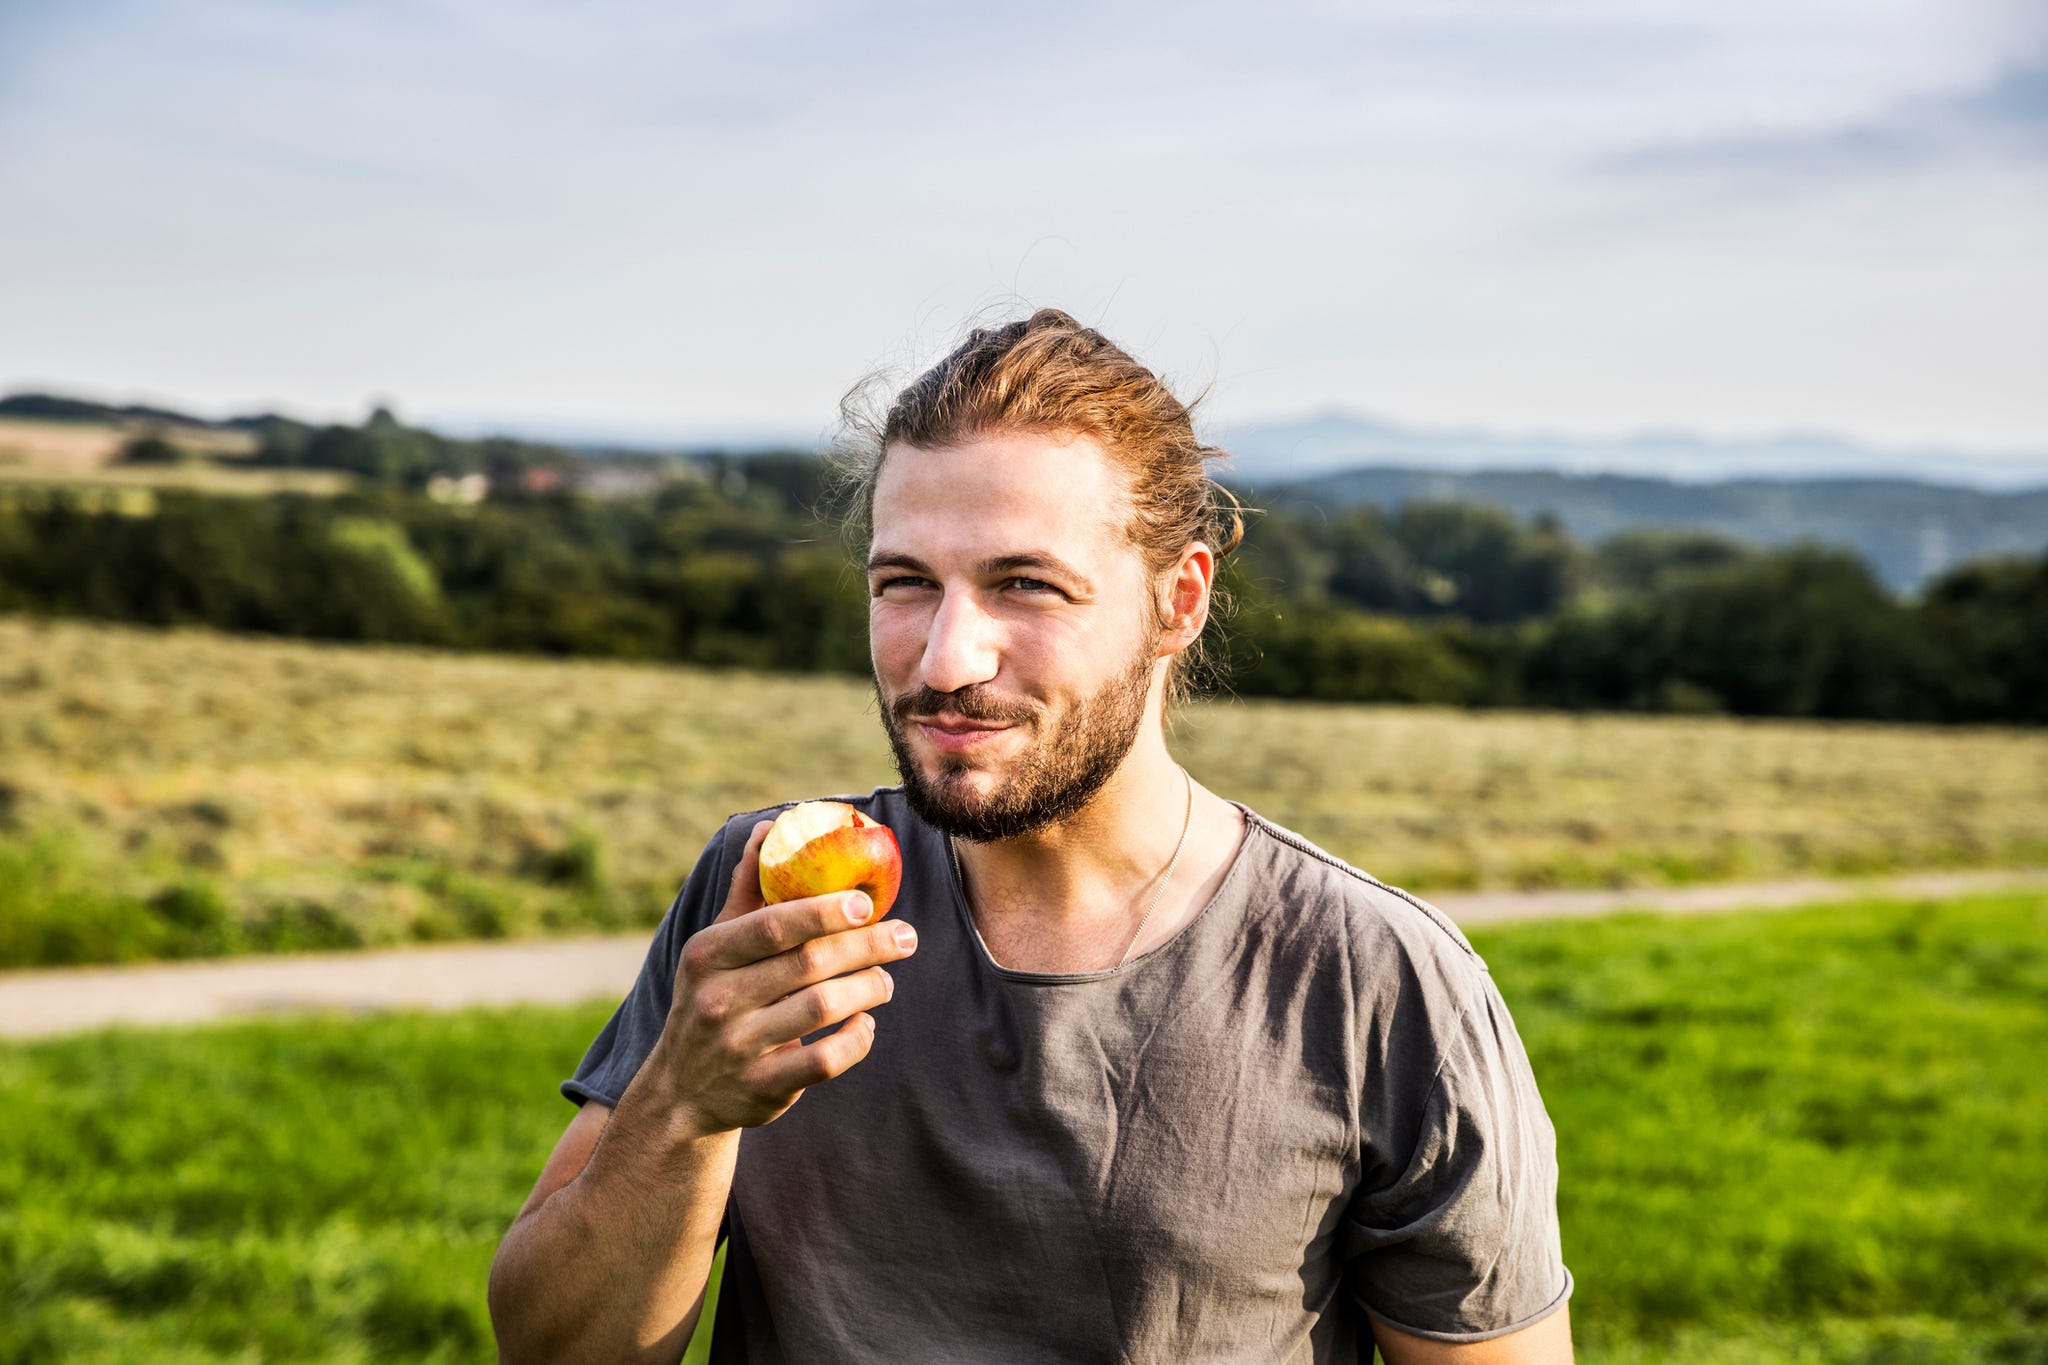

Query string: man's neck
[950,731,1245,973]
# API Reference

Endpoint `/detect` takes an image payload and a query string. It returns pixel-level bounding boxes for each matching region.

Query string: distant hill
[0,391,292,433]
[1250,466,2048,592]
[1215,409,2048,492]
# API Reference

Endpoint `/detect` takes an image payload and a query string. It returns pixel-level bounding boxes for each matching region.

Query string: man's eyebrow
[866,552,931,575]
[864,550,1094,593]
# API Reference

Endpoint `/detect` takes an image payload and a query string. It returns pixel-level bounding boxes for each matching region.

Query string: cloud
[1598,58,2048,177]
[1955,59,2048,123]
[3,0,2043,448]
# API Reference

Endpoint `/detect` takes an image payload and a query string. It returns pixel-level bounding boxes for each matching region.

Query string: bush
[1233,604,1484,703]
[115,433,187,466]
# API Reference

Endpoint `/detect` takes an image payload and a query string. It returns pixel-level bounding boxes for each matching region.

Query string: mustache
[890,685,1038,727]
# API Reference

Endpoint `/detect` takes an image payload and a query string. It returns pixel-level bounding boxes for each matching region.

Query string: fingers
[748,1012,877,1095]
[713,821,774,925]
[732,966,895,1054]
[686,914,916,1019]
[751,918,917,1010]
[690,890,914,975]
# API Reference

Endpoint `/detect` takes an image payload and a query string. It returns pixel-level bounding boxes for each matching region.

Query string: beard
[876,629,1159,844]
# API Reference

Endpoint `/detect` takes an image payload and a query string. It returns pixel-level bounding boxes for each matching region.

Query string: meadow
[0,415,257,469]
[1,887,2042,1362]
[5,617,2048,966]
[0,462,353,499]
[0,417,350,498]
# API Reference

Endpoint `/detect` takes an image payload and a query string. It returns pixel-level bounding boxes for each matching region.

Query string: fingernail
[844,893,871,925]
[880,969,895,1001]
[893,922,918,951]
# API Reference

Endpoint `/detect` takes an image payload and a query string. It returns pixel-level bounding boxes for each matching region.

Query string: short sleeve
[560,815,749,1109]
[1342,970,1573,1343]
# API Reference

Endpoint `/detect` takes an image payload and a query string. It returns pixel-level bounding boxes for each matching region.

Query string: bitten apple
[758,801,903,921]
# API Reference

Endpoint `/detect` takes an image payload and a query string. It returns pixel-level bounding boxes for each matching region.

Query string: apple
[758,801,903,921]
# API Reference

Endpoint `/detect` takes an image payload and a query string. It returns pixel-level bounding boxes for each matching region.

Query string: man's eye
[872,576,931,596]
[1008,577,1058,594]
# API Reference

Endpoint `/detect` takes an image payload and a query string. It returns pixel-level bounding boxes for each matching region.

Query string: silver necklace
[949,765,1196,970]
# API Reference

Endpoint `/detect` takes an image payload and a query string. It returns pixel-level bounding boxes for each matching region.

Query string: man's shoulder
[1231,802,1488,977]
[1229,805,1503,1075]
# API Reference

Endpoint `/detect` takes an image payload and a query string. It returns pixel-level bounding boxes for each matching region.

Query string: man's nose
[919,588,1000,695]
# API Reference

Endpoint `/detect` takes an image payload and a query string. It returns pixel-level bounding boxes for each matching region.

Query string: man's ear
[1159,541,1215,652]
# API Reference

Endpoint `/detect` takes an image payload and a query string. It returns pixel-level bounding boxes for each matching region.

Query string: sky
[1,0,2044,454]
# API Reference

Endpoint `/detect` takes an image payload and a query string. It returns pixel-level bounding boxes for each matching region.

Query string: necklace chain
[949,766,1196,971]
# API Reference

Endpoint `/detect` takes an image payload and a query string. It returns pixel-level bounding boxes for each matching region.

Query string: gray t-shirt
[564,786,1571,1363]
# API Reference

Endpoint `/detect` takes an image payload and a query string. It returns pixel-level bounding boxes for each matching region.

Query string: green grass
[3,890,2044,1362]
[1469,890,2048,1363]
[0,1002,601,1363]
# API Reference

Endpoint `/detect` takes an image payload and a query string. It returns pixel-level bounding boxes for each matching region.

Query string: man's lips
[910,714,1014,753]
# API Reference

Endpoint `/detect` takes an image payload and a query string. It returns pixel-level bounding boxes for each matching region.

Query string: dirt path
[4,868,2044,1040]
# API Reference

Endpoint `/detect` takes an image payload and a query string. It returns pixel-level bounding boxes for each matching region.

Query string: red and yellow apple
[758,801,903,921]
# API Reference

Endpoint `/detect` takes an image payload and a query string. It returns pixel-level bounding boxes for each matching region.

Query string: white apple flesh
[758,801,904,921]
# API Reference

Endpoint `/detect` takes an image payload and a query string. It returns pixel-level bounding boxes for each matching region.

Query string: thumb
[715,820,774,924]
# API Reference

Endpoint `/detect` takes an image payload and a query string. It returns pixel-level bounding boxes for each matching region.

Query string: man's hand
[659,820,920,1137]
[490,817,920,1363]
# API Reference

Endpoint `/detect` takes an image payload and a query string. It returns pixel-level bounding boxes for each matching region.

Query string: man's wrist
[638,1032,736,1152]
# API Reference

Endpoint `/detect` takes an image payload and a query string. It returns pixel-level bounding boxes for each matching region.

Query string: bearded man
[489,310,1574,1363]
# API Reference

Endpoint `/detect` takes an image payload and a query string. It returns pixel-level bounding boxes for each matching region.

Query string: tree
[1656,546,1945,720]
[1919,552,2048,723]
[116,432,187,465]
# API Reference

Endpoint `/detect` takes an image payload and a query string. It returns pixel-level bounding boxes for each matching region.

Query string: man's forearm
[489,1040,737,1365]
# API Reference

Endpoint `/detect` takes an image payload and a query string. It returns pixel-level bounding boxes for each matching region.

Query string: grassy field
[0,415,258,469]
[1,888,2042,1362]
[0,462,353,498]
[5,616,2048,966]
[0,416,347,498]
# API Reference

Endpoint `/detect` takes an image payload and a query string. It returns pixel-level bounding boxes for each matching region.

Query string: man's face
[866,430,1165,842]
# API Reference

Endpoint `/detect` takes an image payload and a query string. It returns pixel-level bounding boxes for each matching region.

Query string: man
[489,310,1573,1363]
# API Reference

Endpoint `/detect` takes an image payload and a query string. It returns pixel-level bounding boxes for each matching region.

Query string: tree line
[1,445,2041,724]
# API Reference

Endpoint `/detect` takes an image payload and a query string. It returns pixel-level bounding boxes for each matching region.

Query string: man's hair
[832,307,1248,711]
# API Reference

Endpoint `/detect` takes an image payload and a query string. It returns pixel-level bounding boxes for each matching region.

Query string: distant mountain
[1251,465,2048,592]
[1214,409,2048,492]
[0,392,211,428]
